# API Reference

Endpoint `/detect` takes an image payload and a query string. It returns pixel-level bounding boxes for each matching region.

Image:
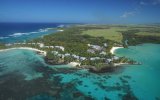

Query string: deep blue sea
[0,23,160,100]
[0,23,69,43]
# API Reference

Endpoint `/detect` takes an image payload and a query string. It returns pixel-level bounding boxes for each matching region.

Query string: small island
[1,24,160,73]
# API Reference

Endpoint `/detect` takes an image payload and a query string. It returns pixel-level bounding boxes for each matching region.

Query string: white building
[51,51,58,55]
[49,46,54,48]
[113,56,119,60]
[55,46,65,51]
[104,43,108,47]
[87,49,95,54]
[72,54,79,59]
[100,51,107,55]
[88,44,103,51]
[80,57,86,61]
[39,43,44,48]
[90,57,100,61]
[106,59,112,63]
[64,53,70,56]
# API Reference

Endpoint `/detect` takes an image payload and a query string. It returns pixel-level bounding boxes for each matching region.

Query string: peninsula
[1,24,160,73]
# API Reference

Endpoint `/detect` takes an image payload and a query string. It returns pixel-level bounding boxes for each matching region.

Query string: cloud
[121,0,159,19]
[140,1,147,5]
[120,11,135,18]
[121,1,143,19]
[139,0,160,6]
[152,0,160,5]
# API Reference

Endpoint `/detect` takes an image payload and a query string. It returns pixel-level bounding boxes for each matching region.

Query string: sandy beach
[58,30,64,32]
[0,47,47,56]
[114,63,129,66]
[68,62,81,67]
[110,47,123,54]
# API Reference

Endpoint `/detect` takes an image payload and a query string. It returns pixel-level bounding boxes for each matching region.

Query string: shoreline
[68,62,81,67]
[0,46,133,73]
[110,47,123,54]
[114,63,129,66]
[0,47,47,56]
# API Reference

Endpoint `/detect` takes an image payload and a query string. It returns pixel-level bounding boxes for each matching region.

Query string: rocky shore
[44,57,67,65]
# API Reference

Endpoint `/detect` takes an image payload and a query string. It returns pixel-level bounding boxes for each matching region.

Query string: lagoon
[0,43,160,100]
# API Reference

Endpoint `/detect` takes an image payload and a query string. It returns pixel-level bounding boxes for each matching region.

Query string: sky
[0,0,160,24]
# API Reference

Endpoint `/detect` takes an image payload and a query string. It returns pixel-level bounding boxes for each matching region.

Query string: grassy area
[135,32,160,36]
[82,27,127,43]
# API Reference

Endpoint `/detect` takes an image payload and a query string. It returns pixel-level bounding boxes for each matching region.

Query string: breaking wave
[0,36,9,39]
[9,32,32,37]
[8,28,50,38]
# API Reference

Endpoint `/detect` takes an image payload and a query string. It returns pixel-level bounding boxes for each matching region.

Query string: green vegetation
[32,27,116,67]
[31,27,115,56]
[81,25,160,46]
[0,43,6,49]
[113,57,136,64]
[136,32,160,36]
[121,27,160,46]
[82,27,126,43]
[27,26,139,71]
[3,24,159,72]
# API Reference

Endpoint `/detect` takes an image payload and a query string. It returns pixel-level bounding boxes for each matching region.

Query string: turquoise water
[0,49,46,80]
[0,44,160,100]
[52,43,160,100]
[115,44,160,100]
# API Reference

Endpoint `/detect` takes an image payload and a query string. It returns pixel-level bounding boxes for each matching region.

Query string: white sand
[58,30,64,32]
[114,63,128,66]
[0,47,47,56]
[68,62,81,67]
[110,47,123,54]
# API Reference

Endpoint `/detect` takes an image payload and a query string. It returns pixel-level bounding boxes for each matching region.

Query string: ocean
[0,45,160,100]
[0,23,69,43]
[0,23,160,100]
